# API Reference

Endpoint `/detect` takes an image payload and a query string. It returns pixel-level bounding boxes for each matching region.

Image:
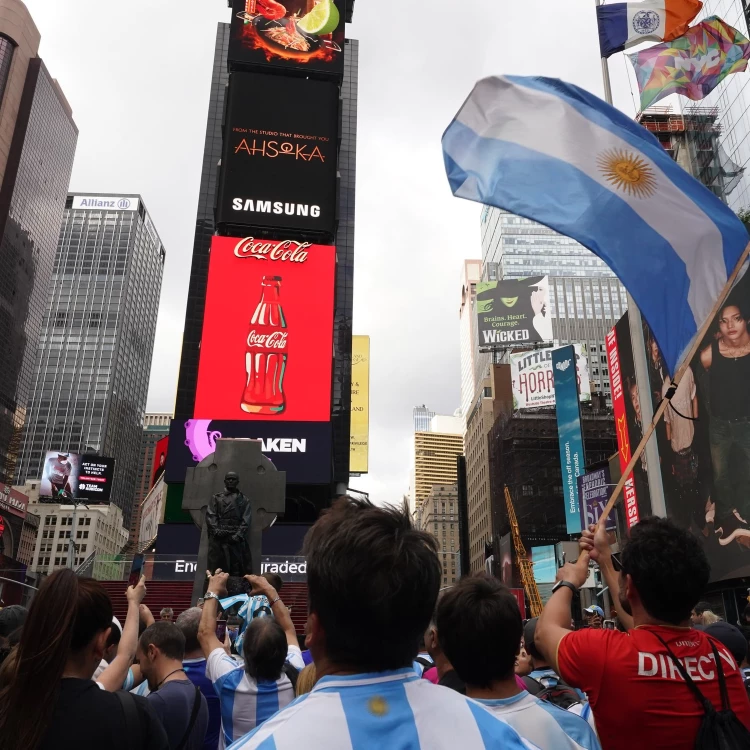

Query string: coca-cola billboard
[215,72,339,235]
[194,236,335,422]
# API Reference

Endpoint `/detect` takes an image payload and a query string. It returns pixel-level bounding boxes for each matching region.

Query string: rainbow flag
[629,16,750,109]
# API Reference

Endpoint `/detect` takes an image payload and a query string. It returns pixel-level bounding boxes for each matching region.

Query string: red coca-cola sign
[195,236,335,422]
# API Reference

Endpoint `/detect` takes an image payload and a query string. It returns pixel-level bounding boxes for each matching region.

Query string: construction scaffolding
[505,486,543,617]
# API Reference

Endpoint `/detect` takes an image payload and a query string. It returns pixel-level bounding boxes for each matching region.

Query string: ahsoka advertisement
[350,335,370,474]
[151,436,169,489]
[476,276,554,348]
[39,451,115,504]
[216,72,339,235]
[606,316,646,530]
[229,0,345,75]
[195,237,336,422]
[510,344,591,410]
[641,269,750,583]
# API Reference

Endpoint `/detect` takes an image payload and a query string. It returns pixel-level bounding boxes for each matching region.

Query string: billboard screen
[552,345,585,534]
[229,0,345,75]
[151,436,169,489]
[606,315,647,530]
[476,276,554,349]
[139,475,166,547]
[510,344,590,410]
[350,335,370,474]
[530,545,557,583]
[194,236,336,422]
[216,72,339,235]
[640,269,750,582]
[0,483,27,519]
[164,419,332,485]
[578,467,617,532]
[40,451,115,503]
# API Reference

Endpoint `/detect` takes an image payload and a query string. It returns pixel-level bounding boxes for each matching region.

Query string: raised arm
[245,575,297,648]
[198,569,229,658]
[97,575,147,691]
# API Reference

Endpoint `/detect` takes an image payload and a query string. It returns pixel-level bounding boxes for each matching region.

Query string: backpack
[653,632,750,749]
[522,674,582,710]
[414,656,433,669]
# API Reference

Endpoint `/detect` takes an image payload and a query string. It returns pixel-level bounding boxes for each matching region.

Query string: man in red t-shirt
[535,516,750,750]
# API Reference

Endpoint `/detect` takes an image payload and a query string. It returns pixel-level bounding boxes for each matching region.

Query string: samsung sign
[72,195,139,211]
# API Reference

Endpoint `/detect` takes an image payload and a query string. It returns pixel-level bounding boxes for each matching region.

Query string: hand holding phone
[216,620,227,642]
[128,553,145,587]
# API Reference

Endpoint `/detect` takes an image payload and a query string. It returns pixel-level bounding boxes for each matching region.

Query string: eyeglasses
[610,552,623,573]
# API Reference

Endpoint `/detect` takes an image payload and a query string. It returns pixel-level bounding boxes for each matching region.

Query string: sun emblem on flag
[598,149,657,199]
[368,696,389,716]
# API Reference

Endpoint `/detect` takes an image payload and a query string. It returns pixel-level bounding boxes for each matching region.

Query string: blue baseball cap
[584,605,605,618]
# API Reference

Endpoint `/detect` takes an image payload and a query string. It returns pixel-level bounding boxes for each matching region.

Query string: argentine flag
[442,76,749,375]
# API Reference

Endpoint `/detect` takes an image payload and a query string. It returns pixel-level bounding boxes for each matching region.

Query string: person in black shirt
[0,568,168,750]
[425,620,466,694]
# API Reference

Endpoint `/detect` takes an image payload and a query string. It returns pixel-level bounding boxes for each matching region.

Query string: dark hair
[226,576,251,597]
[105,621,121,650]
[622,517,710,625]
[0,570,112,750]
[693,601,711,616]
[242,617,287,681]
[719,297,750,324]
[303,496,441,671]
[139,622,186,662]
[436,574,522,688]
[175,608,202,653]
[263,572,283,593]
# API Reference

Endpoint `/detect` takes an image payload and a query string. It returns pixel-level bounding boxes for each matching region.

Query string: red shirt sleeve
[557,628,616,701]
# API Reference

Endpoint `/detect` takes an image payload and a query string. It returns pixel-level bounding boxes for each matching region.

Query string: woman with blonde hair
[296,663,317,696]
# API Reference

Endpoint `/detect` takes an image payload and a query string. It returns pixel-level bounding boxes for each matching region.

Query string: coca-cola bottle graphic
[241,275,287,415]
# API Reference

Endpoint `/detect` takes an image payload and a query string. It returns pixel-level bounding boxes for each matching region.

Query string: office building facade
[413,405,435,432]
[459,260,482,422]
[413,429,463,508]
[0,3,78,483]
[416,484,460,587]
[16,194,165,528]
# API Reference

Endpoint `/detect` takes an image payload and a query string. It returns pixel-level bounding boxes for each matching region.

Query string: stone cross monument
[182,438,286,604]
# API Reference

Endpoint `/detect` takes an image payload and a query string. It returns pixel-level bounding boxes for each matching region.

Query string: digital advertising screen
[215,72,339,235]
[151,436,169,489]
[195,236,336,423]
[164,418,332,485]
[40,451,115,504]
[229,0,345,75]
[476,276,554,349]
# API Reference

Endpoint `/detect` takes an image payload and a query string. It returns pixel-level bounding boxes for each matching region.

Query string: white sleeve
[206,646,242,683]
[285,645,304,671]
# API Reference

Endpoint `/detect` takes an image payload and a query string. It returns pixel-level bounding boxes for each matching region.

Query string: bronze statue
[206,471,252,576]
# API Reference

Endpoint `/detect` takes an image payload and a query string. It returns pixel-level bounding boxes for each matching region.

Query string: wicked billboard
[215,72,339,235]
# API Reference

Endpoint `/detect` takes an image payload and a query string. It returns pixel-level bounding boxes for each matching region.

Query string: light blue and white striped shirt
[206,646,304,750]
[226,668,540,750]
[476,692,601,750]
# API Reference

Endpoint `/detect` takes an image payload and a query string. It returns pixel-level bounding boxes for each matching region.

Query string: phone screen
[603,620,616,630]
[128,553,145,587]
[216,621,227,642]
[228,626,239,644]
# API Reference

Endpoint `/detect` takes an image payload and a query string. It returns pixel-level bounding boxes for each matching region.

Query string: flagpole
[598,240,750,526]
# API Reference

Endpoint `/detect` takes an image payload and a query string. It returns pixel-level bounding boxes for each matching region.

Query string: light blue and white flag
[442,76,749,375]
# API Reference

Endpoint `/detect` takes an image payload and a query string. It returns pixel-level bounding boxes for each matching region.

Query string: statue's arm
[206,497,219,533]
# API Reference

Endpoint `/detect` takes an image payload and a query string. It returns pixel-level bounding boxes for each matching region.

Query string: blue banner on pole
[552,345,586,534]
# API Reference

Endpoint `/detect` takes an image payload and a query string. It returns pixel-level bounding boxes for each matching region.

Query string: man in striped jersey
[436,574,600,750]
[226,497,537,750]
[198,571,304,749]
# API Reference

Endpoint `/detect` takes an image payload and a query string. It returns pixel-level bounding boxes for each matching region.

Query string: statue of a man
[205,471,252,576]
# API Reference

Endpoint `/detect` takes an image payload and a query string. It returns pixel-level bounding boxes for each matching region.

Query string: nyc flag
[597,0,702,58]
[442,76,749,375]
[629,16,750,109]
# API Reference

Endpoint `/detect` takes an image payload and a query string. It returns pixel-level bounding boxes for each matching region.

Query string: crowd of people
[1,497,750,748]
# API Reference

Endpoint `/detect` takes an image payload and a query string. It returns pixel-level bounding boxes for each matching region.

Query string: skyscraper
[413,427,463,508]
[16,194,165,529]
[481,208,627,402]
[0,1,78,483]
[413,405,435,432]
[459,260,482,423]
[173,26,358,506]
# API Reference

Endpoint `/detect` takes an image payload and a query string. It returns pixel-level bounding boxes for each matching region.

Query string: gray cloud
[26,0,638,507]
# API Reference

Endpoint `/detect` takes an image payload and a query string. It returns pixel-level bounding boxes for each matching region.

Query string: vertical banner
[606,320,642,529]
[578,467,617,532]
[552,345,586,534]
[350,335,370,473]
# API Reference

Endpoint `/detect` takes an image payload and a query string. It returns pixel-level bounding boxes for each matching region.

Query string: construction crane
[504,486,543,617]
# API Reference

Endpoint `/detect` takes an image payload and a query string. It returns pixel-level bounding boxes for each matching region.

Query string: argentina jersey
[225,668,541,750]
[207,646,304,750]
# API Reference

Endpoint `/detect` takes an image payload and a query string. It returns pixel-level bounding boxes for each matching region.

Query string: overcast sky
[24,0,640,505]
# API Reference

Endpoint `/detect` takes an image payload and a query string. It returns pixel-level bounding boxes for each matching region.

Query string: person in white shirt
[436,574,601,750]
[198,571,303,749]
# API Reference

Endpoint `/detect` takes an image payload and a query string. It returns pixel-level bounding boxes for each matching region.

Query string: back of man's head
[622,517,710,625]
[175,607,202,654]
[242,617,287,682]
[139,621,186,662]
[436,574,522,688]
[262,572,283,593]
[303,496,441,672]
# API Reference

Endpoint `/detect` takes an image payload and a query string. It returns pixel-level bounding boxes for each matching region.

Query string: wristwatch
[204,591,222,605]
[551,580,578,595]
